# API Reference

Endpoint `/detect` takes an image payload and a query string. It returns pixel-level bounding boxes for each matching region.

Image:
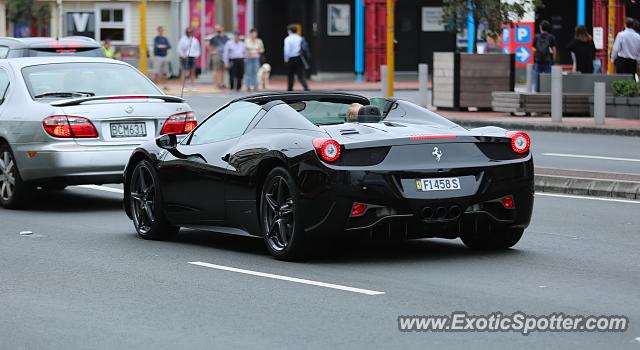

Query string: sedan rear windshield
[22,62,161,99]
[28,47,105,57]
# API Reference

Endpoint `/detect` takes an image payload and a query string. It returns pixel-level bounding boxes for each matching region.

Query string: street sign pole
[386,0,394,97]
[139,0,148,76]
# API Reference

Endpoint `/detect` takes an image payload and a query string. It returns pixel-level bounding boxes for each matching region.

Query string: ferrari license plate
[416,177,461,191]
[110,122,147,138]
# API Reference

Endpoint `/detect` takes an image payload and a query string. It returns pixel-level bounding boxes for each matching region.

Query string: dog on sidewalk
[257,63,271,90]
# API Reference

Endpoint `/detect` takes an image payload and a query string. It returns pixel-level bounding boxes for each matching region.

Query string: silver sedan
[0,56,194,208]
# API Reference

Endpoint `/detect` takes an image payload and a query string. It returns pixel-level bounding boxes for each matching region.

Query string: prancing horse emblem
[432,146,442,162]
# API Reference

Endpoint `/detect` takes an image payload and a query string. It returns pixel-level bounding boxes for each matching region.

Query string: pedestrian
[284,25,310,91]
[568,25,596,74]
[152,26,172,88]
[209,25,229,88]
[532,20,557,91]
[244,28,265,91]
[223,31,247,91]
[103,39,115,59]
[178,27,201,85]
[611,17,640,75]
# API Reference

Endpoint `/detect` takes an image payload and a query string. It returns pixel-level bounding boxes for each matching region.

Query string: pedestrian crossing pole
[386,0,395,97]
[139,0,148,76]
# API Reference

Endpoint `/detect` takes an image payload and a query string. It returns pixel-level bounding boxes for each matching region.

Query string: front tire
[129,160,178,240]
[0,143,33,209]
[260,167,308,260]
[460,227,524,250]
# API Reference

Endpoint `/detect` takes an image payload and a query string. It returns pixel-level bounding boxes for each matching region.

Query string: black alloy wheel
[129,160,178,240]
[260,167,306,260]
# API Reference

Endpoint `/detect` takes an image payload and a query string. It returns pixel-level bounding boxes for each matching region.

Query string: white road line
[536,192,640,204]
[188,261,385,296]
[542,153,640,163]
[77,185,124,194]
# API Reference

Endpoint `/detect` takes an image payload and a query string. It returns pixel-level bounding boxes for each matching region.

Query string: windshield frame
[21,62,162,100]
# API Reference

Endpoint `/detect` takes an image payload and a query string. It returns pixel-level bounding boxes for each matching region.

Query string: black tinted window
[189,102,261,145]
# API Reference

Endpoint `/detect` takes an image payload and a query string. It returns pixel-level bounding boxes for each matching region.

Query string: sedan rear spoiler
[51,95,184,107]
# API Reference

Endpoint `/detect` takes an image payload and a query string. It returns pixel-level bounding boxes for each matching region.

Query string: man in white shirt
[283,25,309,91]
[178,27,201,84]
[611,17,640,74]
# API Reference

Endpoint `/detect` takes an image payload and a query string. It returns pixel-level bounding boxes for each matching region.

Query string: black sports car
[124,92,533,260]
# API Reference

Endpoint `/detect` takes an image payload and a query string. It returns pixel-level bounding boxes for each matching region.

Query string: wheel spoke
[138,167,148,193]
[0,152,7,169]
[144,204,154,224]
[0,181,6,198]
[265,193,278,211]
[277,218,288,245]
[5,173,14,185]
[267,219,279,238]
[5,159,13,173]
[130,191,144,203]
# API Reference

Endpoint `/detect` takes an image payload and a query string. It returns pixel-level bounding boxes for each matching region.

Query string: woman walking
[568,25,596,74]
[244,29,265,91]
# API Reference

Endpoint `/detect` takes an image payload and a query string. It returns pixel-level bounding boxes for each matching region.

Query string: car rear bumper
[296,158,535,239]
[14,142,135,184]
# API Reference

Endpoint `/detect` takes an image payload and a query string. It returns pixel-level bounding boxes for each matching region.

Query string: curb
[534,174,640,200]
[451,118,640,137]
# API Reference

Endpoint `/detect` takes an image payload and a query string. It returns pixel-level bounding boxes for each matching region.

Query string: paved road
[1,186,638,349]
[182,92,640,176]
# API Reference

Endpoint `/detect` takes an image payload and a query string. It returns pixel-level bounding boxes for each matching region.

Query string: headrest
[357,105,382,123]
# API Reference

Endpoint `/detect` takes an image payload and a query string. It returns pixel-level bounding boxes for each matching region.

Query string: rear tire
[260,167,310,260]
[128,160,178,240]
[0,143,33,209]
[460,227,524,250]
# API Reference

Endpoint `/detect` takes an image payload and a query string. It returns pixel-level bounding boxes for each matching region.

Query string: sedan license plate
[416,177,461,192]
[110,122,147,138]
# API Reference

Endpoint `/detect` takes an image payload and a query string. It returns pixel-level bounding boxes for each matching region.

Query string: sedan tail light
[160,111,197,135]
[505,131,531,154]
[312,138,342,162]
[43,115,98,138]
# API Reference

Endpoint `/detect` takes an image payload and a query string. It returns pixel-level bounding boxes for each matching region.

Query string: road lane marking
[188,261,385,296]
[542,153,640,163]
[536,192,640,204]
[77,185,124,194]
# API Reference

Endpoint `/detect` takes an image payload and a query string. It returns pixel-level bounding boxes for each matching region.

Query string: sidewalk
[162,77,418,95]
[438,110,640,137]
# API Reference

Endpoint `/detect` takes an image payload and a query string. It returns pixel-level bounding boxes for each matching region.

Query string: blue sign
[515,25,531,43]
[515,46,531,63]
[503,47,510,54]
[502,27,510,44]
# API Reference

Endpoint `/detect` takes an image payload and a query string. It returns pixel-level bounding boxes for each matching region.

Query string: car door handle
[221,153,230,162]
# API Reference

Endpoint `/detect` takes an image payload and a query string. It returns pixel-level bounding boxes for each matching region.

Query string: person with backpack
[283,25,310,91]
[611,17,640,75]
[532,20,557,92]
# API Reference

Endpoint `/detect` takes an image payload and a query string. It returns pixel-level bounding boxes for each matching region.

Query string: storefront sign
[421,7,444,32]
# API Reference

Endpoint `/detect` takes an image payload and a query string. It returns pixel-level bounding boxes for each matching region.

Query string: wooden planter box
[433,52,515,109]
[588,96,640,119]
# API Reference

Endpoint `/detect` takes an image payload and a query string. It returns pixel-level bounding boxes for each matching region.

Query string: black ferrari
[124,92,533,260]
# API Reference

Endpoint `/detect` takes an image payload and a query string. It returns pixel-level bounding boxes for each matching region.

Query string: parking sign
[515,25,531,43]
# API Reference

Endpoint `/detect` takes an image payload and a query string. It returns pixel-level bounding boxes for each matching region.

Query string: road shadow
[8,188,123,213]
[171,228,526,264]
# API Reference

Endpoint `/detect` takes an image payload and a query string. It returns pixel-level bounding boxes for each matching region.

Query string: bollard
[418,64,429,107]
[551,65,563,122]
[381,65,388,97]
[525,64,533,93]
[594,82,606,125]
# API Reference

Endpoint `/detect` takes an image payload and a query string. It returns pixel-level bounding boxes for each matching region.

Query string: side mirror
[156,134,177,150]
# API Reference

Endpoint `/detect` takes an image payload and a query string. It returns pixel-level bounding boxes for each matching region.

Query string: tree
[442,0,542,53]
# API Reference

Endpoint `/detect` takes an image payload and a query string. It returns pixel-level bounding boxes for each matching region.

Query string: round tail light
[312,138,342,163]
[506,131,531,154]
